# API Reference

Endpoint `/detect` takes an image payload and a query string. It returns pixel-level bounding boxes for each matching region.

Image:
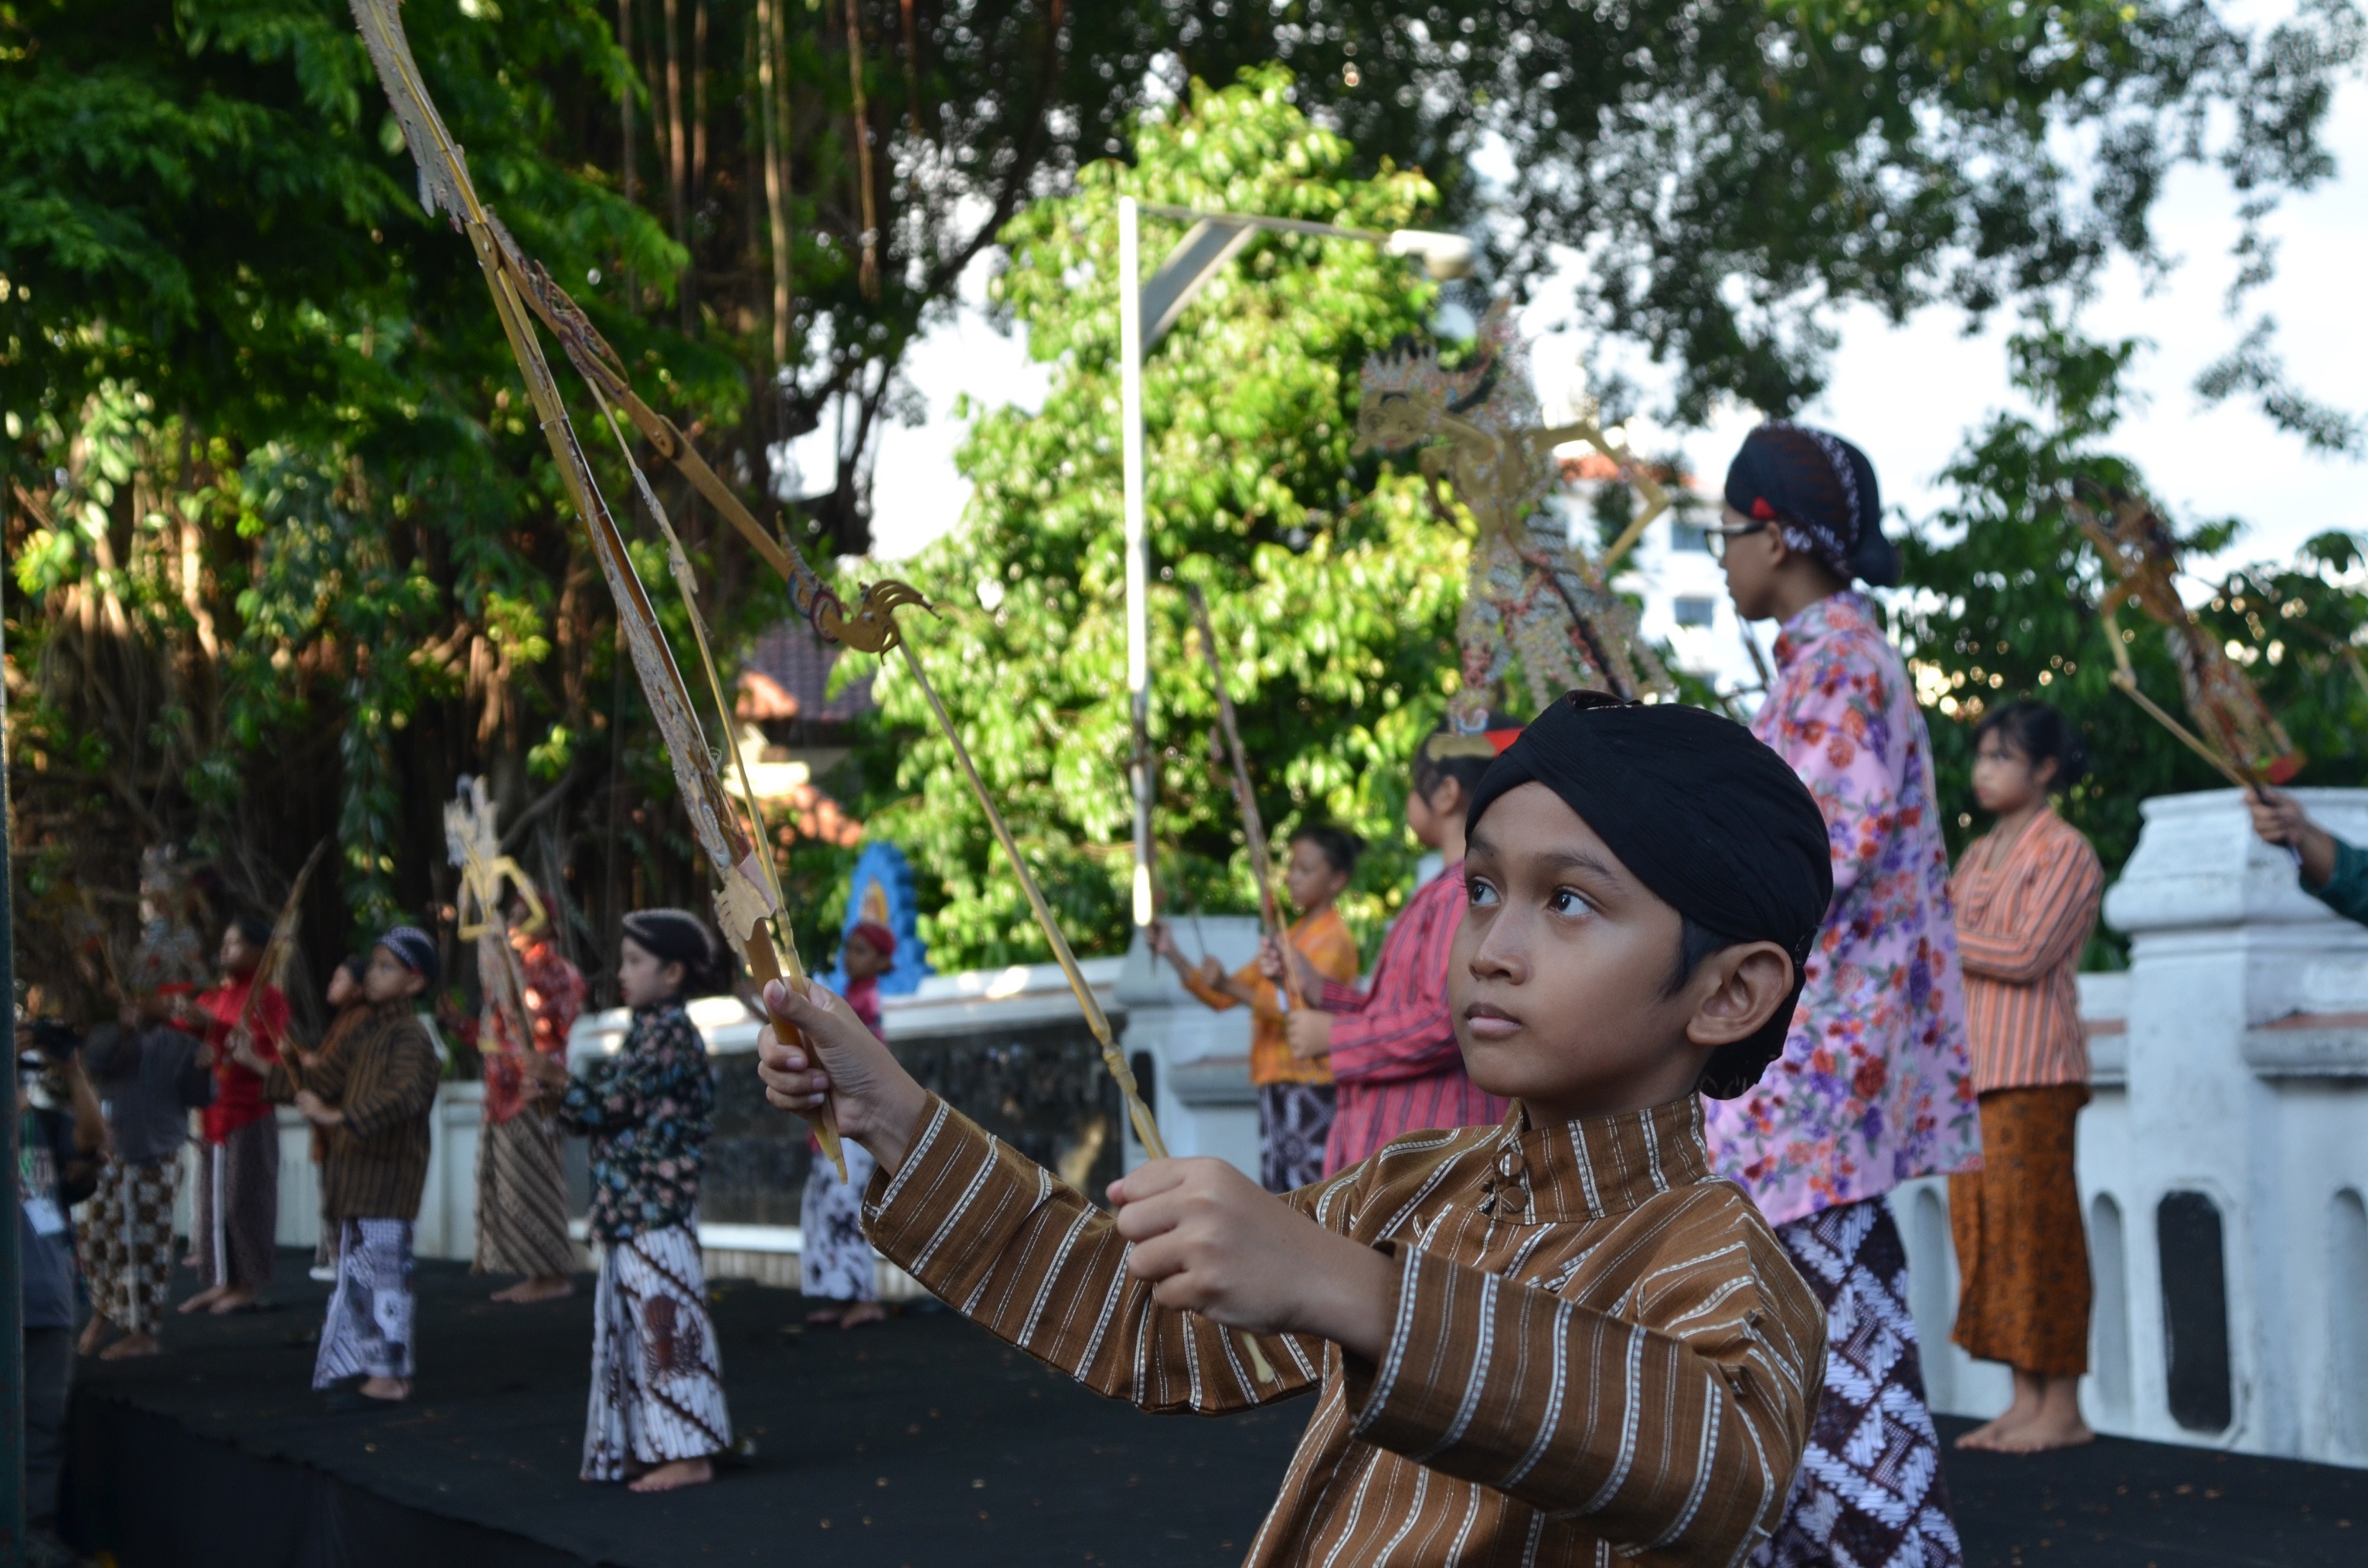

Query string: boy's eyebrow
[1528,846,1629,887]
[1470,830,1630,890]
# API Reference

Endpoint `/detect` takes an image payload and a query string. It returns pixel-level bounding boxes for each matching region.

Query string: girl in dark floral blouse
[528,909,731,1493]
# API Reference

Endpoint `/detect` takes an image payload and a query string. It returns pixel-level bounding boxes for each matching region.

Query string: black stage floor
[61,1251,2366,1567]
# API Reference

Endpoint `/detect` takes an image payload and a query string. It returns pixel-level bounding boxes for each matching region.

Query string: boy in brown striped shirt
[760,693,1834,1566]
[238,926,443,1404]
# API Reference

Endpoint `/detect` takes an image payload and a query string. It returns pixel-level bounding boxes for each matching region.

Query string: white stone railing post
[2078,788,2368,1462]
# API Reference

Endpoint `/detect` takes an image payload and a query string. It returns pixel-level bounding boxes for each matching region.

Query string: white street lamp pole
[1117,198,1472,931]
[1118,196,1155,929]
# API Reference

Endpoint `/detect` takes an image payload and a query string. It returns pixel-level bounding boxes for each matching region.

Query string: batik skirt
[80,1156,182,1333]
[193,1117,278,1292]
[583,1224,732,1480]
[799,1140,880,1303]
[1950,1084,2092,1379]
[474,1109,578,1281]
[1752,1196,1965,1568]
[1256,1081,1336,1194]
[314,1219,415,1388]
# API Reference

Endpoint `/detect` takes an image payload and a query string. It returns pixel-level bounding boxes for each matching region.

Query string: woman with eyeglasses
[1697,423,1979,1568]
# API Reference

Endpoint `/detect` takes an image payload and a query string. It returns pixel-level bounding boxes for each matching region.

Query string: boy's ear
[1684,943,1795,1048]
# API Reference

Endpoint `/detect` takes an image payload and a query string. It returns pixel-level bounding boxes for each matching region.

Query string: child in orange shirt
[1147,825,1363,1191]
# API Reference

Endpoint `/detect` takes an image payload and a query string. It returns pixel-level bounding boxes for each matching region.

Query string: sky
[865,62,2367,576]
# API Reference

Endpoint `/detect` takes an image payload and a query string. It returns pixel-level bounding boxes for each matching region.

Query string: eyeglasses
[1704,520,1769,563]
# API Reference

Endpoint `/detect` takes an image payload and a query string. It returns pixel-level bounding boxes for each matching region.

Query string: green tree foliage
[0,0,762,1015]
[5,0,2359,1010]
[862,71,1467,967]
[1896,318,2368,962]
[1135,0,2363,425]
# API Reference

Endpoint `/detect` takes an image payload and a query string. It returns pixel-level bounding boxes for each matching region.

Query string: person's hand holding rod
[2248,785,2338,888]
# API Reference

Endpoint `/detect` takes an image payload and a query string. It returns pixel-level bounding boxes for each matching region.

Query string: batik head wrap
[847,921,898,961]
[1464,691,1834,1097]
[620,908,723,997]
[1722,421,1898,588]
[376,924,441,987]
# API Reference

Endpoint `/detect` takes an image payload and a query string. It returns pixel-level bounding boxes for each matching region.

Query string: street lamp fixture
[1117,197,1475,928]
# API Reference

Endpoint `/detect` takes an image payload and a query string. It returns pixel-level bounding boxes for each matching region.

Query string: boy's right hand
[1145,919,1176,959]
[756,980,931,1175]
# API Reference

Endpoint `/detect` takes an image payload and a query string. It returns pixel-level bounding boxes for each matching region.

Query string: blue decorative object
[823,840,932,995]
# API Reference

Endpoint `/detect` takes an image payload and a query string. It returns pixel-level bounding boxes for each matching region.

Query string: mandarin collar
[1771,588,1876,671]
[1476,1096,1716,1225]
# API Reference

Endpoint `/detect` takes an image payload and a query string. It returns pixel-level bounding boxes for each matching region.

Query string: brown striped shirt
[267,1003,441,1222]
[865,1094,1825,1566]
[1950,809,2103,1092]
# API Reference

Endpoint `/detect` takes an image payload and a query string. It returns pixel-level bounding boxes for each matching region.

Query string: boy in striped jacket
[759,693,1832,1567]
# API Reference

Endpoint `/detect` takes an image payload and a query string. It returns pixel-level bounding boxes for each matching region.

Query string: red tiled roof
[736,670,800,722]
[742,621,877,724]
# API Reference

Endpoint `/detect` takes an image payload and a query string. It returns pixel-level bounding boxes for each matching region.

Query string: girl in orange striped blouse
[758,695,1833,1566]
[1946,700,2105,1454]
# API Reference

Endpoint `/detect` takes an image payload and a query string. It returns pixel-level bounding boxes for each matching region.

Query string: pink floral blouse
[1701,591,1980,1227]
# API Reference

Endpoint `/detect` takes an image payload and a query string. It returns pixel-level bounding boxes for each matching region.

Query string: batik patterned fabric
[314,1219,416,1387]
[80,1158,180,1333]
[474,1111,577,1280]
[193,1116,278,1291]
[1706,590,1979,1228]
[557,1001,714,1245]
[1752,1197,1963,1568]
[1948,1085,2092,1379]
[1256,1081,1335,1193]
[799,1139,879,1303]
[583,1224,732,1480]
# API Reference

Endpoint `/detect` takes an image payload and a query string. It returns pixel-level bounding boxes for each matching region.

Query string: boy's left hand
[1284,1009,1332,1059]
[1107,1158,1394,1362]
[293,1089,343,1129]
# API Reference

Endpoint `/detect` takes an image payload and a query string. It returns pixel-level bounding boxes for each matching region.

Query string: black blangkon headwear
[1464,692,1835,1098]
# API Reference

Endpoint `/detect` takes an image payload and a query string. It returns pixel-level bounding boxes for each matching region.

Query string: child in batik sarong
[1147,825,1365,1192]
[1706,422,1978,1568]
[799,921,895,1328]
[528,908,730,1493]
[240,927,443,1405]
[77,989,213,1360]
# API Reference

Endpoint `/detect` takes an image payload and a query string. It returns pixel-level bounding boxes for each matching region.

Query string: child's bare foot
[1994,1410,2093,1452]
[804,1305,844,1325]
[100,1330,162,1361]
[358,1376,410,1402]
[628,1457,713,1493]
[492,1277,575,1304]
[178,1285,226,1315]
[77,1316,115,1356]
[207,1285,259,1315]
[837,1300,887,1330]
[1953,1410,2031,1451]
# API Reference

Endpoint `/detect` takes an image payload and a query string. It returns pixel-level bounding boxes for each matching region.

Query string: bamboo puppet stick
[1182,584,1306,1012]
[588,387,847,1180]
[877,601,1282,1387]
